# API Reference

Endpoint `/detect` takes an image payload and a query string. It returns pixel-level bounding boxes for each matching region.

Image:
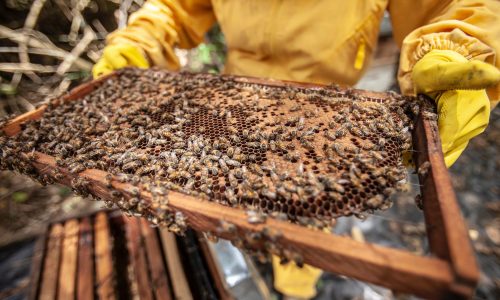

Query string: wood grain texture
[39,223,63,300]
[413,113,479,299]
[28,231,48,300]
[124,217,153,300]
[58,219,80,299]
[77,217,94,300]
[140,219,173,300]
[159,230,193,300]
[94,212,115,300]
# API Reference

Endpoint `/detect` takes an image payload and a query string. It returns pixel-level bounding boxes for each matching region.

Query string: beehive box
[1,68,477,299]
[28,210,231,300]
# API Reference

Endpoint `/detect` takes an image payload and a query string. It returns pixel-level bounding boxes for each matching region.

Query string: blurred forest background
[0,1,498,299]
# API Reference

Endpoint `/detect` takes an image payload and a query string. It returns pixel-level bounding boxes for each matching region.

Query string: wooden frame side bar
[413,113,479,298]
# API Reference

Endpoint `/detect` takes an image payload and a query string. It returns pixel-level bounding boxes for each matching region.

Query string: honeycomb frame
[2,68,415,228]
[0,69,478,299]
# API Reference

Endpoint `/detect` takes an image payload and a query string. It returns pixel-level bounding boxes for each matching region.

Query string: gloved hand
[412,50,500,167]
[272,255,322,299]
[92,44,149,78]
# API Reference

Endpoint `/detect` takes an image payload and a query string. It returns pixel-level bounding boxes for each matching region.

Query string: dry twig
[118,0,134,28]
[0,63,58,73]
[0,25,93,70]
[16,0,49,85]
[57,26,96,75]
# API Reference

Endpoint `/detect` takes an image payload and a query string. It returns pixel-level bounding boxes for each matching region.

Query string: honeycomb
[0,68,420,228]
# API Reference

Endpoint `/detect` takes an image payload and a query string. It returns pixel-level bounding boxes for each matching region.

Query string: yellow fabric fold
[272,255,322,299]
[394,0,500,107]
[412,50,496,167]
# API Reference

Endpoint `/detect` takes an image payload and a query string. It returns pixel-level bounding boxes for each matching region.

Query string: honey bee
[414,194,423,209]
[226,147,235,157]
[246,141,259,148]
[104,174,113,188]
[218,158,229,173]
[369,151,384,162]
[225,157,241,168]
[284,151,300,161]
[52,172,64,181]
[290,104,301,112]
[350,127,363,137]
[123,160,141,172]
[69,163,85,174]
[292,253,304,268]
[332,143,345,157]
[335,128,347,138]
[366,195,384,208]
[242,189,259,200]
[71,177,90,195]
[326,179,345,193]
[395,180,411,192]
[300,140,314,150]
[422,111,438,121]
[344,143,359,153]
[227,172,238,188]
[418,161,431,177]
[174,212,187,228]
[217,220,237,234]
[325,131,337,141]
[227,126,238,135]
[26,150,38,161]
[224,188,238,205]
[199,184,212,195]
[334,114,345,123]
[375,176,387,186]
[184,178,195,190]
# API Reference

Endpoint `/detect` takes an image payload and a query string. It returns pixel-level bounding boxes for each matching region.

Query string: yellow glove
[272,255,322,299]
[92,44,149,78]
[412,50,500,167]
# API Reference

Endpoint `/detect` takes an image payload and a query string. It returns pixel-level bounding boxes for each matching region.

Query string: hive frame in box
[2,72,478,299]
[27,209,234,300]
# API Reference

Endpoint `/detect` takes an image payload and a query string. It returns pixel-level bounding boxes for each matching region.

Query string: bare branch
[0,25,93,71]
[18,0,49,84]
[17,96,36,111]
[57,26,96,75]
[68,0,91,43]
[118,0,134,28]
[0,63,58,73]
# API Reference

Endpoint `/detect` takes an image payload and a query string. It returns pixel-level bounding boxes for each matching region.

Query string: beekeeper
[93,1,500,298]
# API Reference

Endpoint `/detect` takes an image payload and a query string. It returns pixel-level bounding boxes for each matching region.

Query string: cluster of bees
[0,68,430,240]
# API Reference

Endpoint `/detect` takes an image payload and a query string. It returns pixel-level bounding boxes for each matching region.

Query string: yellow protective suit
[104,0,500,107]
[96,0,500,298]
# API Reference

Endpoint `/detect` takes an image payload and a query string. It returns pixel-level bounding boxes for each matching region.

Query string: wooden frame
[27,210,233,299]
[2,72,478,299]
